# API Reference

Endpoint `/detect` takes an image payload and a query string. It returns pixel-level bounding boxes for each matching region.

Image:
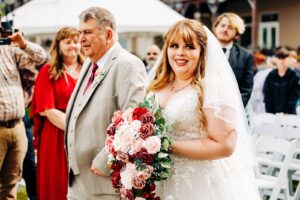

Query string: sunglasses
[276,53,289,59]
[147,52,158,56]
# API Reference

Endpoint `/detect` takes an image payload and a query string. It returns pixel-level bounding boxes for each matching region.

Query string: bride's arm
[170,108,237,160]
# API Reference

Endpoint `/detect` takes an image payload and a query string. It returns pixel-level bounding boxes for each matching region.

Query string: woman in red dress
[31,27,84,200]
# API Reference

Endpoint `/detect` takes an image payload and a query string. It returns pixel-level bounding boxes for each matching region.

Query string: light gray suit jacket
[65,43,147,194]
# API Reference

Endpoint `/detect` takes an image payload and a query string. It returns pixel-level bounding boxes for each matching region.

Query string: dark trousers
[22,116,37,200]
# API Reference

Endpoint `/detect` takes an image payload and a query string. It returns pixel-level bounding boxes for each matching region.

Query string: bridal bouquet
[105,95,173,200]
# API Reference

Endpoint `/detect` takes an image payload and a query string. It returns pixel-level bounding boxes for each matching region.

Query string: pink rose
[112,110,123,126]
[143,165,154,179]
[122,108,133,122]
[140,123,154,140]
[143,136,161,154]
[116,151,129,163]
[105,136,115,154]
[140,112,155,124]
[132,175,146,189]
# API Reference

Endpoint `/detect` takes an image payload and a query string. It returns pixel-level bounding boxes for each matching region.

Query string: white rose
[143,136,161,154]
[120,163,137,190]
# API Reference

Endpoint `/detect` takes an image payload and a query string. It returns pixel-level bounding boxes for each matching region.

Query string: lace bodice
[157,89,210,198]
[161,88,201,141]
[154,88,260,200]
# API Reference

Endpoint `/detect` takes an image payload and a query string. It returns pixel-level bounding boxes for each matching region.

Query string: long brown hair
[49,27,84,80]
[148,19,208,135]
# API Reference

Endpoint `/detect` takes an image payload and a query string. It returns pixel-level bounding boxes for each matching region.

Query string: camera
[0,27,12,45]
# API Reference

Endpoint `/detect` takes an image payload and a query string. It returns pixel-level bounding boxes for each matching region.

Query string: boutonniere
[92,68,108,88]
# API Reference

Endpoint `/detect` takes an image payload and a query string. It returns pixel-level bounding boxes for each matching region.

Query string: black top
[263,68,300,114]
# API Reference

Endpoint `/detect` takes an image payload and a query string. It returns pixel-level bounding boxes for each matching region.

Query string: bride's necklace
[170,81,191,93]
[63,62,78,74]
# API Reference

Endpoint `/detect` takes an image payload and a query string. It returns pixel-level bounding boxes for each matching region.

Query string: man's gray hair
[79,7,116,31]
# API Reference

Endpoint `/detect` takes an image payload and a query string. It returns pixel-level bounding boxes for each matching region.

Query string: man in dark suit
[213,12,254,107]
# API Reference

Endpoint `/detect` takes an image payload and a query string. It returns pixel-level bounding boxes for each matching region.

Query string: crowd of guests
[0,7,299,200]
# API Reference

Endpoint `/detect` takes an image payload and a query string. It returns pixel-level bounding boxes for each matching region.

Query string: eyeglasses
[147,52,158,56]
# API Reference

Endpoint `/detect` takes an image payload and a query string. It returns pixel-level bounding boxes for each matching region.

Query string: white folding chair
[293,180,300,200]
[255,136,297,200]
[278,115,300,141]
[250,113,276,129]
[289,170,300,200]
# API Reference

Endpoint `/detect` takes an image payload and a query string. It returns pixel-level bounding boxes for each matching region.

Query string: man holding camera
[0,27,47,199]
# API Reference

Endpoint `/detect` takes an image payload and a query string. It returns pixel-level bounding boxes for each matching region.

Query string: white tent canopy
[5,0,184,36]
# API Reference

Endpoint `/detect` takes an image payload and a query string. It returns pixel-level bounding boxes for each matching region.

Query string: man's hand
[8,32,27,49]
[90,164,104,176]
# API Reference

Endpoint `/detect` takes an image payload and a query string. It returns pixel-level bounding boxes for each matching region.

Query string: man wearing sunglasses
[263,47,300,114]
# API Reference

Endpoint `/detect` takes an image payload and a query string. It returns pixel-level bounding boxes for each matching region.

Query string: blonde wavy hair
[148,19,208,135]
[49,27,84,80]
[213,12,245,36]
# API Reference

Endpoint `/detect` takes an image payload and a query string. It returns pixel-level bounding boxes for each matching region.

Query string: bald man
[145,44,161,74]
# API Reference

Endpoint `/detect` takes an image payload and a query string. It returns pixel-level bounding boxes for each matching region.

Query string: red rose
[140,123,154,139]
[111,171,121,189]
[140,112,155,124]
[132,107,148,120]
[112,110,123,126]
[111,160,124,171]
[125,189,134,200]
[132,148,154,164]
[132,175,146,189]
[150,183,156,192]
[119,188,133,199]
[107,123,116,136]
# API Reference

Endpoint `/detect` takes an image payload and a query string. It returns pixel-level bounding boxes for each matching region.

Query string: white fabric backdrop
[4,0,183,35]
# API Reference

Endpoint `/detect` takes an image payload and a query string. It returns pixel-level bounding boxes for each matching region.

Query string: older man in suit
[213,12,254,107]
[65,7,147,200]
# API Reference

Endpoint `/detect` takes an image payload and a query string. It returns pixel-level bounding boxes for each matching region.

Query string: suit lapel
[75,44,122,116]
[66,59,91,126]
[228,44,239,69]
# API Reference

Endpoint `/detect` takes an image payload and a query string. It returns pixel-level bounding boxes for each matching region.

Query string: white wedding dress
[157,88,261,200]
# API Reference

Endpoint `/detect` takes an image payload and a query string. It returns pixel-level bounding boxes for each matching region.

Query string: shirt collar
[95,42,118,67]
[222,41,233,51]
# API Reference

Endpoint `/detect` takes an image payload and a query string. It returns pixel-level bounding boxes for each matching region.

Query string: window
[259,13,279,49]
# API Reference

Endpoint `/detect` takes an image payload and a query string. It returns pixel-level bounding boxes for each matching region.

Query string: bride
[147,19,261,200]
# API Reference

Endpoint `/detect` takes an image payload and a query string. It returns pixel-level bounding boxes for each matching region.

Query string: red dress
[31,64,77,200]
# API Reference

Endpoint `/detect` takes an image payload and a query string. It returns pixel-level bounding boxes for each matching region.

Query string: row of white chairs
[250,113,300,200]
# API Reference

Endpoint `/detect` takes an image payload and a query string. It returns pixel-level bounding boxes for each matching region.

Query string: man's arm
[286,74,300,114]
[10,32,47,69]
[91,55,147,176]
[240,52,254,106]
[117,57,147,110]
[263,75,271,113]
